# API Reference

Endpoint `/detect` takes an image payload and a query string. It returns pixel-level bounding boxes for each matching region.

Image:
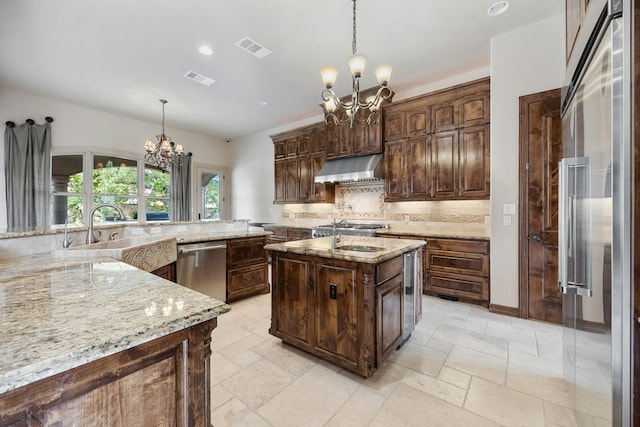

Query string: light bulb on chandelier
[143,99,188,172]
[319,0,393,127]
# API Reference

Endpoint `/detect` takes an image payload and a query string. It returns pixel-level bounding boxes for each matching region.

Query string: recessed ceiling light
[487,1,509,16]
[198,45,213,56]
[257,100,268,107]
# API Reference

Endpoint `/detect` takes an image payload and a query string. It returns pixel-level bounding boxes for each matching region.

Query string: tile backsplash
[282,184,490,225]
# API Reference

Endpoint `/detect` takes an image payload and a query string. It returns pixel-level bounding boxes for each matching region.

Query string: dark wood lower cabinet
[0,318,216,426]
[425,238,490,307]
[226,236,269,302]
[269,251,403,378]
[151,261,176,282]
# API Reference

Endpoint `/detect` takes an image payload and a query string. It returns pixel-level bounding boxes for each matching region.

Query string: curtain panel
[4,119,52,231]
[170,154,192,222]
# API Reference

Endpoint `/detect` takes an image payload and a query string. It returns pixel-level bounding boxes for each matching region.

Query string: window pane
[50,195,83,226]
[52,154,84,192]
[202,173,220,220]
[93,156,138,196]
[92,196,137,222]
[51,154,84,226]
[144,167,170,197]
[145,197,170,221]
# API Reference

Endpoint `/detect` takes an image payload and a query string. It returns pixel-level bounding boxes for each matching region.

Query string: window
[51,154,84,226]
[144,166,171,221]
[51,152,174,226]
[195,165,225,221]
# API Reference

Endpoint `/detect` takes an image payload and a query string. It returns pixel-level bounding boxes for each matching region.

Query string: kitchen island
[0,253,230,426]
[265,236,425,378]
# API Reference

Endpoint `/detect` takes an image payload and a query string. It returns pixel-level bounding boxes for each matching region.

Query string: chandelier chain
[352,0,357,55]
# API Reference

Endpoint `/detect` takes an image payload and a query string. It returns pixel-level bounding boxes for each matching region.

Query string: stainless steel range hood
[314,153,384,184]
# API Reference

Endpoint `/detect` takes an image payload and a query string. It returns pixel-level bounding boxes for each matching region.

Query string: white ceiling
[0,0,563,140]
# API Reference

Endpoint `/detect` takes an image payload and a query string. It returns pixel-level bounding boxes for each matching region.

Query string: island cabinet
[151,261,176,282]
[0,318,217,426]
[226,236,269,302]
[263,225,312,245]
[383,77,490,202]
[271,123,334,204]
[269,252,404,378]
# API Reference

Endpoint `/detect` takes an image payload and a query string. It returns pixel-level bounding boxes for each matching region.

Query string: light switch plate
[503,204,517,215]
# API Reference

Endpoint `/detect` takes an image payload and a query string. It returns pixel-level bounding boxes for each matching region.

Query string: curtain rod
[5,117,54,128]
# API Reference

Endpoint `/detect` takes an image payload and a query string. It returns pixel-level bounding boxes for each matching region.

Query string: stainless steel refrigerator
[559,0,632,425]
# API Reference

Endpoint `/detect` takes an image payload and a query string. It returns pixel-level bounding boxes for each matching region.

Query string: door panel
[519,88,562,324]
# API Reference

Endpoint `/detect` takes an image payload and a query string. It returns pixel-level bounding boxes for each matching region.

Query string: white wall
[0,86,230,228]
[490,14,565,308]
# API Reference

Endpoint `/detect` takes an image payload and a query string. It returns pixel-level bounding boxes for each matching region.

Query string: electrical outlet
[150,227,162,234]
[131,228,143,235]
[329,284,337,300]
[503,215,512,226]
[177,225,187,232]
[503,204,517,215]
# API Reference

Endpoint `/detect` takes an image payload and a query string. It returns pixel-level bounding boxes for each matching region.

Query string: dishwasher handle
[178,243,227,254]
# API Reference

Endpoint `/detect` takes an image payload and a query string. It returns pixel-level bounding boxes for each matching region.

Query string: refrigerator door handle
[558,157,593,297]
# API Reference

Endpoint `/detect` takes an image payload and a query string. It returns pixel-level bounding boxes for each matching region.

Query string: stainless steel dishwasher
[177,241,227,302]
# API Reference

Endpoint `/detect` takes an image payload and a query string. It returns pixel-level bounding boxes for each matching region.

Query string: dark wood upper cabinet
[460,91,490,127]
[432,130,458,199]
[458,125,490,198]
[566,0,585,62]
[432,99,460,132]
[383,77,490,201]
[271,123,334,204]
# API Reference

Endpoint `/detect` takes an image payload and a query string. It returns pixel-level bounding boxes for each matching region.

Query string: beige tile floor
[210,294,611,426]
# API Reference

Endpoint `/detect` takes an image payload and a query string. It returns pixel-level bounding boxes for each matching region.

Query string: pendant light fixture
[143,99,185,171]
[320,0,393,127]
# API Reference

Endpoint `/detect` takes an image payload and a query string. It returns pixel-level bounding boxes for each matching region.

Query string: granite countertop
[264,236,425,264]
[0,253,230,394]
[177,230,270,244]
[376,224,490,240]
[259,222,490,240]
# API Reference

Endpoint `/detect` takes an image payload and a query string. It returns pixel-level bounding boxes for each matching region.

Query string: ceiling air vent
[235,37,272,59]
[184,70,215,86]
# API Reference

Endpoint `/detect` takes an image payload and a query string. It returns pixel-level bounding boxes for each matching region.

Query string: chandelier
[320,0,393,127]
[143,99,185,171]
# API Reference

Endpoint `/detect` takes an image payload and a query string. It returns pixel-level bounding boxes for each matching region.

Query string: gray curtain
[4,119,52,231]
[170,153,192,221]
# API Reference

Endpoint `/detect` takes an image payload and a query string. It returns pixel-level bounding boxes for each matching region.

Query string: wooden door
[384,139,406,200]
[519,88,562,323]
[408,137,431,199]
[432,130,458,198]
[314,263,359,364]
[285,158,299,202]
[458,124,490,198]
[272,256,312,345]
[274,159,286,202]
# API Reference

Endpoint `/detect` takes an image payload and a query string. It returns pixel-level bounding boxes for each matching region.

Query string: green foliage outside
[65,165,170,223]
[203,175,220,220]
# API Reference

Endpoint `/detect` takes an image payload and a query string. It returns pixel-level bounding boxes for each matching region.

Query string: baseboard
[579,319,607,334]
[489,303,520,318]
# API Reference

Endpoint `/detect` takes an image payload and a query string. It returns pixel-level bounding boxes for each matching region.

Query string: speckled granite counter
[0,253,230,394]
[376,224,490,240]
[264,235,425,263]
[260,222,490,240]
[177,230,270,244]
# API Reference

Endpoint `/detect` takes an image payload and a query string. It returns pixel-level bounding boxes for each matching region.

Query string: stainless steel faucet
[331,219,342,250]
[62,218,73,248]
[86,203,125,244]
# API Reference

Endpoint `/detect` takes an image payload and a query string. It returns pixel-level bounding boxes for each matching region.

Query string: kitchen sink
[335,245,384,253]
[61,236,177,272]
